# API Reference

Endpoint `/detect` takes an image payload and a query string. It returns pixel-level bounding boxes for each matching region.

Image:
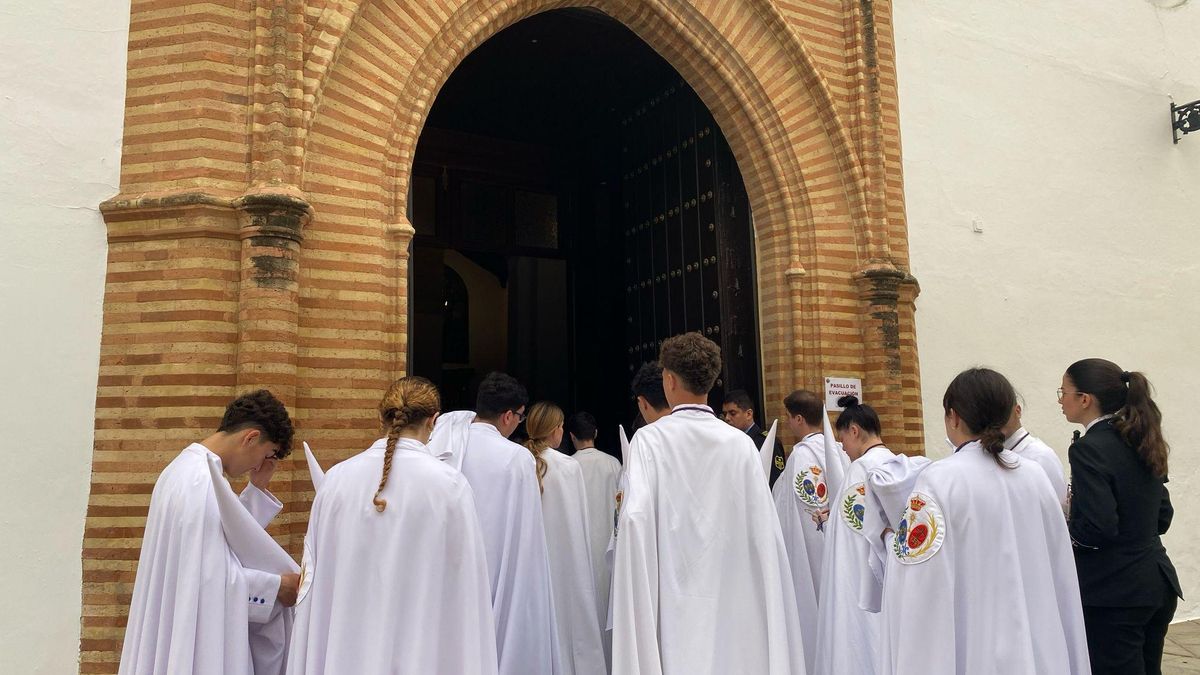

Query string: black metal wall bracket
[1172,99,1200,144]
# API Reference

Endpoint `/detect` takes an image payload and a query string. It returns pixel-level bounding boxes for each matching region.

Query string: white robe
[461,422,562,675]
[541,448,608,675]
[604,469,628,634]
[427,409,475,470]
[1006,427,1068,508]
[771,433,828,675]
[612,404,807,675]
[120,444,289,675]
[812,444,896,675]
[284,437,497,674]
[572,446,622,667]
[858,453,932,613]
[879,442,1091,674]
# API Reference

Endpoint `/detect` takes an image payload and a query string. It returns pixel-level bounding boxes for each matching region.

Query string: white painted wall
[0,2,128,672]
[896,0,1200,620]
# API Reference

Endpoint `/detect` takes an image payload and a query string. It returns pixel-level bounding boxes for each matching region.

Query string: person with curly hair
[285,377,497,674]
[119,390,300,675]
[611,332,806,674]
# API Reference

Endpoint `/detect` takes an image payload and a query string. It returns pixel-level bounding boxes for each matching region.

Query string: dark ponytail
[1066,359,1169,477]
[942,368,1016,468]
[834,395,882,436]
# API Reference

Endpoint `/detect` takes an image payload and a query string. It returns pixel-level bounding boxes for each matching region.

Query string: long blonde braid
[373,376,440,512]
[521,401,563,494]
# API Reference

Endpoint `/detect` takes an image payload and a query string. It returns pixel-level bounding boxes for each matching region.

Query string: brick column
[233,188,311,394]
[233,187,312,549]
[854,263,912,453]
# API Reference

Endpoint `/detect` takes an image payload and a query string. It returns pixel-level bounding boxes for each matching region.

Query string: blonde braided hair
[373,376,440,512]
[521,401,563,494]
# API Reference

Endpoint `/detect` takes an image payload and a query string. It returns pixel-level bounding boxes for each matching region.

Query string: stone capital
[233,185,314,245]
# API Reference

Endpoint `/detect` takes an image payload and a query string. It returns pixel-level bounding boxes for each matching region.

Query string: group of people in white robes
[772,372,1086,675]
[119,332,1102,675]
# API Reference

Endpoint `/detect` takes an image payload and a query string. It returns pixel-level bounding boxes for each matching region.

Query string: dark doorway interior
[409,8,762,453]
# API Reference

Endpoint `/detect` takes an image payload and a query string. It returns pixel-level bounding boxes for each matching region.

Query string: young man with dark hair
[567,411,621,666]
[120,390,300,675]
[722,388,786,487]
[629,361,670,426]
[438,371,559,675]
[611,332,806,673]
[773,388,837,673]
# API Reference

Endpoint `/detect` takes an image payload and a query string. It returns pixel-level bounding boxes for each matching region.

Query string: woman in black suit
[1060,358,1181,675]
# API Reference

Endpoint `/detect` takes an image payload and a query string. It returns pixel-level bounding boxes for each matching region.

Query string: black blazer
[1068,419,1181,607]
[746,422,786,487]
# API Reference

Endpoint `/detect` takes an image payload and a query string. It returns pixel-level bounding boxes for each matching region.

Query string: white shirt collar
[802,431,821,441]
[368,437,427,453]
[1003,427,1030,451]
[471,421,505,438]
[671,403,714,415]
[1084,414,1114,433]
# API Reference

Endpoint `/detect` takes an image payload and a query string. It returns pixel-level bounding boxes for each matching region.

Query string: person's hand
[881,527,894,543]
[250,458,277,491]
[277,573,300,607]
[812,507,830,531]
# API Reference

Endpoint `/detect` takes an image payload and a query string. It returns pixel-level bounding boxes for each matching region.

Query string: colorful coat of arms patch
[794,465,827,511]
[840,481,867,531]
[892,491,946,564]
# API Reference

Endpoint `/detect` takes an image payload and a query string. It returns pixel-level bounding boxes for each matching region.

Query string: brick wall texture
[82,1,922,671]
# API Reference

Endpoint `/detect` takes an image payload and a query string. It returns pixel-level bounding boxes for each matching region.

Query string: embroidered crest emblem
[892,491,946,564]
[794,465,828,510]
[613,490,624,531]
[297,537,315,604]
[840,481,867,531]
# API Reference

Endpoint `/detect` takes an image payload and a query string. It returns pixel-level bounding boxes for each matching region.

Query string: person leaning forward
[119,390,300,675]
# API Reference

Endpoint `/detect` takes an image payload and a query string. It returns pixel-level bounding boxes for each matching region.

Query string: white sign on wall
[825,377,862,410]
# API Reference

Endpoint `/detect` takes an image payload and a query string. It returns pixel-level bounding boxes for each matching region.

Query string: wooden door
[619,82,762,413]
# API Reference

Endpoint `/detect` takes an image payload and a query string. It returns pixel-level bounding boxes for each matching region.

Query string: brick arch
[298,0,894,410]
[299,0,881,266]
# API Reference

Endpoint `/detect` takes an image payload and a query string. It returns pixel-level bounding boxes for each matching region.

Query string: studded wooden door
[619,81,762,412]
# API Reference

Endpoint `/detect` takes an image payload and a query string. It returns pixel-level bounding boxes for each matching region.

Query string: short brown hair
[783,389,823,426]
[659,332,722,395]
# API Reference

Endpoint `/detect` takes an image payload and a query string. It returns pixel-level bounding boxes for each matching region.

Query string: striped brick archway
[82,1,921,671]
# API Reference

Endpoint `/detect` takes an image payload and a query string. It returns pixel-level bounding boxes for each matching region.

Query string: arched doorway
[84,4,924,669]
[408,9,764,433]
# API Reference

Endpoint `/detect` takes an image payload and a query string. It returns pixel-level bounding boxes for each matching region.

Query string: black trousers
[1082,580,1178,675]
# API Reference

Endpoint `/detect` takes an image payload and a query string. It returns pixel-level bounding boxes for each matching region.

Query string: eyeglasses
[1056,388,1086,401]
[511,409,527,422]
